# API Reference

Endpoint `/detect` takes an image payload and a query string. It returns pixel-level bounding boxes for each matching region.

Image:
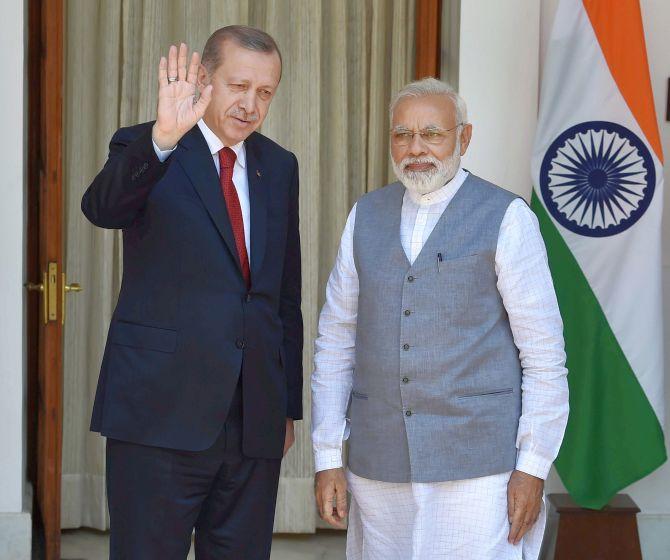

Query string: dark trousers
[106,382,282,559]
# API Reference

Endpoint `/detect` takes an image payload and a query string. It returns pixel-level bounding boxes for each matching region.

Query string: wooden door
[25,1,79,558]
[416,0,442,78]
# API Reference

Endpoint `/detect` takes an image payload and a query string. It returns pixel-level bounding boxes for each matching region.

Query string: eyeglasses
[390,124,463,146]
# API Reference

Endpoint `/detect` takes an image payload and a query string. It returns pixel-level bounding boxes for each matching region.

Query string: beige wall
[458,0,540,197]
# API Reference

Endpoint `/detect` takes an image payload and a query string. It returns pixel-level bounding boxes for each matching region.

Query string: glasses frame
[390,123,464,146]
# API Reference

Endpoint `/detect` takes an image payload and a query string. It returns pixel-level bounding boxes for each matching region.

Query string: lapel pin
[256,169,262,178]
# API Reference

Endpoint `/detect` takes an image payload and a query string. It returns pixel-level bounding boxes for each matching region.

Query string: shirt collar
[405,164,468,206]
[197,119,246,169]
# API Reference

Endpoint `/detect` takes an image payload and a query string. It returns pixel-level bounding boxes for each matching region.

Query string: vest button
[405,410,412,417]
[245,293,252,303]
[404,309,411,316]
[402,377,409,384]
[407,275,415,282]
[402,343,410,351]
[236,340,246,349]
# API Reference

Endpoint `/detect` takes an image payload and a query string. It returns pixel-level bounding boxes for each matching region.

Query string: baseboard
[0,510,31,560]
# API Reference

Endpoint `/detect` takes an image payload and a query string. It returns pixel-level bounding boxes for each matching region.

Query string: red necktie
[218,147,250,288]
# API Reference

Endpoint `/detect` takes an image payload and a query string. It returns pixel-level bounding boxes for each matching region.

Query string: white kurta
[311,167,569,559]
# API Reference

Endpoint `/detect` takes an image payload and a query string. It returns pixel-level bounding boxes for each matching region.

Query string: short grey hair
[201,25,282,76]
[389,78,468,126]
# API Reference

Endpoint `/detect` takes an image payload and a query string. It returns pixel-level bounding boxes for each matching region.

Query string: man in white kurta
[311,79,569,560]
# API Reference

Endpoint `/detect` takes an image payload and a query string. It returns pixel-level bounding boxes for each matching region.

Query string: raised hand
[152,43,213,150]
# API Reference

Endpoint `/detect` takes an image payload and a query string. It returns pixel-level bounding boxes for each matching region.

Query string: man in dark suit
[81,26,302,559]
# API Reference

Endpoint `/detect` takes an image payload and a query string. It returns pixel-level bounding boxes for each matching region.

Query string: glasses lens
[421,131,444,144]
[392,132,412,146]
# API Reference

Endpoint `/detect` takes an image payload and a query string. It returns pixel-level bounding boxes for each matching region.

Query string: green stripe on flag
[531,193,667,509]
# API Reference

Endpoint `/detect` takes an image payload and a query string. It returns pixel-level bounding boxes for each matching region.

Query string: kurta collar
[405,164,468,206]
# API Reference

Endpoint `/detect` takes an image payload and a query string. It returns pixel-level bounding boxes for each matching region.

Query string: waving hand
[152,43,213,150]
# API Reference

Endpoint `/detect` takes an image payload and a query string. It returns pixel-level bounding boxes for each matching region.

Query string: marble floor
[60,528,347,560]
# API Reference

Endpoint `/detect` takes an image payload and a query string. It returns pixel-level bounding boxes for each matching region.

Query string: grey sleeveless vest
[348,173,522,483]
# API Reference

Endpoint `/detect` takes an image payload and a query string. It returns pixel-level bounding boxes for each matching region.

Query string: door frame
[416,0,442,78]
[27,0,65,559]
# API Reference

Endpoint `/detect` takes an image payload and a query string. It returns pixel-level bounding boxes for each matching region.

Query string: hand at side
[315,468,348,529]
[507,469,544,545]
[283,419,295,457]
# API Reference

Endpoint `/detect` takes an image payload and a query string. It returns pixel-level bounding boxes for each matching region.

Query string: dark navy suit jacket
[82,122,303,459]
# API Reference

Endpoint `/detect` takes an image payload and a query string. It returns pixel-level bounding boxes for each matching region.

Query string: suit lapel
[175,126,242,274]
[245,133,268,284]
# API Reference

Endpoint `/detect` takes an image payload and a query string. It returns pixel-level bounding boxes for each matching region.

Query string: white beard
[392,140,462,196]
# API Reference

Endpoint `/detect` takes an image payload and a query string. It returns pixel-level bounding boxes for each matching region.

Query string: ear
[459,123,473,156]
[197,64,210,93]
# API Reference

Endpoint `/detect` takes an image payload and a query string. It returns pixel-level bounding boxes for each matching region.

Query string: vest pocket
[457,387,513,399]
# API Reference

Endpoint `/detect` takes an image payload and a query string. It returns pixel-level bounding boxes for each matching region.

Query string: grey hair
[201,25,282,76]
[389,78,468,126]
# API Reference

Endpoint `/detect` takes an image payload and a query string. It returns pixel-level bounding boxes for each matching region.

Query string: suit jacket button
[236,340,245,349]
[246,293,252,303]
[404,309,411,316]
[407,275,415,282]
[402,377,409,384]
[405,410,412,417]
[403,343,410,351]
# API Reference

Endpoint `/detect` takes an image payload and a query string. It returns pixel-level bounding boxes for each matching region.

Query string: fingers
[187,51,201,85]
[178,42,188,82]
[507,495,541,545]
[193,85,213,119]
[319,482,338,527]
[507,484,514,524]
[167,44,178,82]
[314,481,323,515]
[315,471,348,529]
[508,497,525,545]
[335,477,348,519]
[158,56,168,87]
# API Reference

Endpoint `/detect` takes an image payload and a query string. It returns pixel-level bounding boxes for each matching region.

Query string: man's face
[390,95,472,195]
[198,40,281,146]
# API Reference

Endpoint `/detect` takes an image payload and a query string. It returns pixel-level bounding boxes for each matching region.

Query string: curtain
[62,0,415,533]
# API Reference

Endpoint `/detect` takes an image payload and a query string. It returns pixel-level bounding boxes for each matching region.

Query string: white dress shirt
[311,166,569,480]
[152,119,251,256]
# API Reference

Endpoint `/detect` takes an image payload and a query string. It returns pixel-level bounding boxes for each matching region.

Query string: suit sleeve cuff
[286,387,303,420]
[516,450,553,480]
[314,449,344,473]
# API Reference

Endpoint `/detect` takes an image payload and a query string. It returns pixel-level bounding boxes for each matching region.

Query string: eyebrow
[227,78,276,89]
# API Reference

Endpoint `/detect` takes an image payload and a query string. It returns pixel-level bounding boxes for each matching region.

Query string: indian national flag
[531,0,666,509]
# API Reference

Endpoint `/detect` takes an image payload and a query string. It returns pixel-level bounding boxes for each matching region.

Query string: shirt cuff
[314,448,344,473]
[515,450,553,480]
[152,139,177,162]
